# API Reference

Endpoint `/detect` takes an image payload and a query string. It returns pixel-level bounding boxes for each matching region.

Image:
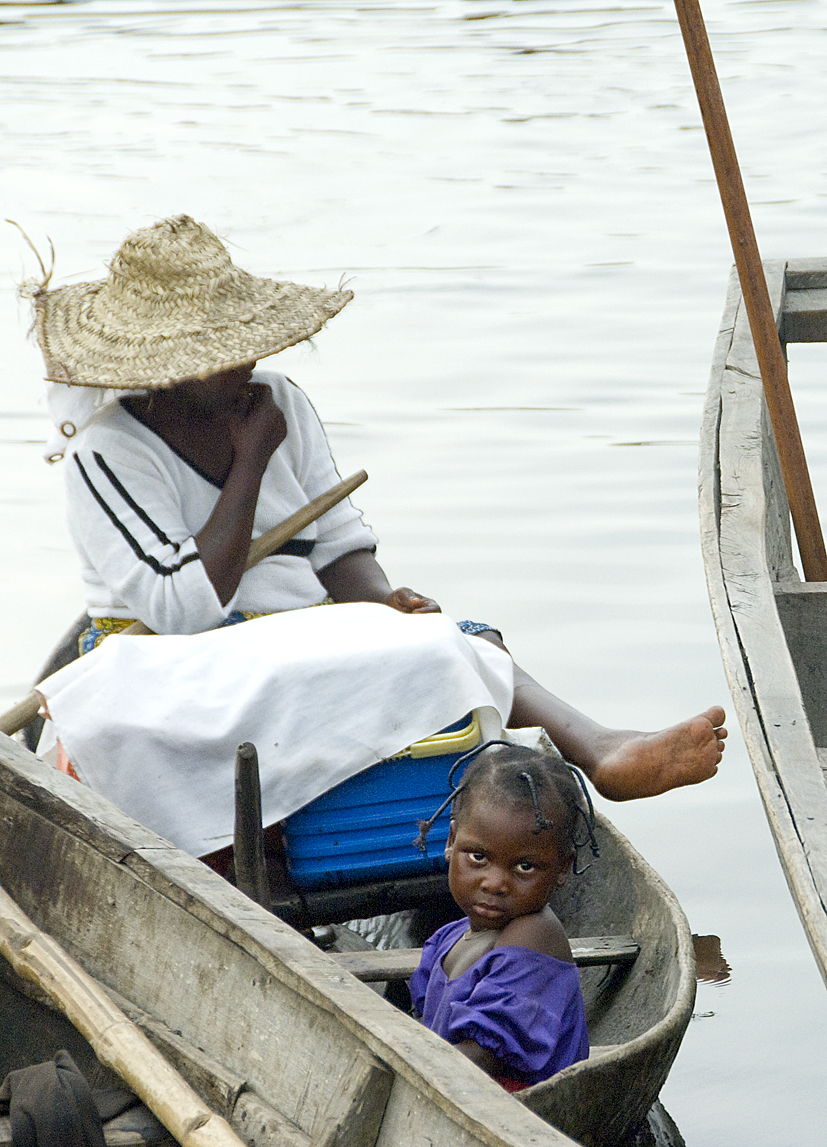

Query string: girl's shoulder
[497,907,573,964]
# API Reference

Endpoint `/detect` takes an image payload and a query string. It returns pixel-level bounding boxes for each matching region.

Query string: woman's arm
[66,446,229,635]
[317,549,441,613]
[195,385,287,605]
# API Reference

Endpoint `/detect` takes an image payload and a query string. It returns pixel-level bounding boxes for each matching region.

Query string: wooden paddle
[0,880,247,1147]
[0,469,367,736]
[672,0,827,581]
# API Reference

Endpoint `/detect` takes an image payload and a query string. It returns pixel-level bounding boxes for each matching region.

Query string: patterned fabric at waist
[79,608,498,656]
[78,599,334,656]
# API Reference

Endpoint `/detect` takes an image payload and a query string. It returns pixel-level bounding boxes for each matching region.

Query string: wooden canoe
[700,257,827,986]
[0,729,695,1147]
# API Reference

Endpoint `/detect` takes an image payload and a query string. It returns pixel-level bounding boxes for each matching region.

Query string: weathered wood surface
[0,882,246,1147]
[0,735,576,1147]
[674,0,827,579]
[521,817,694,1147]
[0,691,40,738]
[329,937,641,982]
[232,742,269,909]
[699,257,827,985]
[0,731,694,1147]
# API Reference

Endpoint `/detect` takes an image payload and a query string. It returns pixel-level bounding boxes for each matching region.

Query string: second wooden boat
[700,257,827,986]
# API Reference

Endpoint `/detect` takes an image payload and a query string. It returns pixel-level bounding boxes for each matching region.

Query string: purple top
[409,917,589,1086]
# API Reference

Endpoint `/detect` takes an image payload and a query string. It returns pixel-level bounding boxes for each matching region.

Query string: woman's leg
[477,632,726,801]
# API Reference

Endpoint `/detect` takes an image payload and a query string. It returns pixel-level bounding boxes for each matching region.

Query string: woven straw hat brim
[36,274,352,390]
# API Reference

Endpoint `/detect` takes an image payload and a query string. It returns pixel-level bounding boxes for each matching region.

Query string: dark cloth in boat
[0,1053,166,1147]
[0,1051,106,1147]
[409,917,588,1088]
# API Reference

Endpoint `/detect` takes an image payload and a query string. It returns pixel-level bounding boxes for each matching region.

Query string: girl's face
[445,792,574,932]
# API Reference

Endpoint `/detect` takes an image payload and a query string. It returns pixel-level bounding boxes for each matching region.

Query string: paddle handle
[0,470,368,732]
[0,693,40,738]
[673,0,827,581]
[0,882,247,1147]
[244,468,367,570]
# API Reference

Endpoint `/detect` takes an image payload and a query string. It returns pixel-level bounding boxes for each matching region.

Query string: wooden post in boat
[0,470,368,737]
[0,882,248,1147]
[672,0,827,581]
[233,742,270,909]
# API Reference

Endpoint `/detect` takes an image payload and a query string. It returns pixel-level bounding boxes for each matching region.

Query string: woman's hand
[384,587,441,614]
[319,551,440,613]
[197,384,287,605]
[229,382,287,471]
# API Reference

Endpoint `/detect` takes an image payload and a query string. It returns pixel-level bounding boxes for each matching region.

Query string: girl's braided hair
[414,739,599,874]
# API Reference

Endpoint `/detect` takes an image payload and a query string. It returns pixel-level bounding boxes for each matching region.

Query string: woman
[30,215,726,839]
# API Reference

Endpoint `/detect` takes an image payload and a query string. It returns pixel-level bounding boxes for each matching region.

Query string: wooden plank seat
[328,935,640,982]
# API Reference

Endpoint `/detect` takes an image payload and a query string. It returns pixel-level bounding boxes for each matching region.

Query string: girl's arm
[452,1040,502,1077]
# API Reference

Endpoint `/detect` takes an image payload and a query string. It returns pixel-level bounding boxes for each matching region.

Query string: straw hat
[33,215,353,390]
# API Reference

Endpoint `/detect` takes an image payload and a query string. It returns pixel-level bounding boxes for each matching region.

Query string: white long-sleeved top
[64,371,378,634]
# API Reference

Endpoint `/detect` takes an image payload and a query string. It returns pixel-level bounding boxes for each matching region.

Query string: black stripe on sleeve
[93,452,180,551]
[73,453,201,577]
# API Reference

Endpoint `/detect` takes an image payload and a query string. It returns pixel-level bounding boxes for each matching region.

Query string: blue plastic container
[283,713,481,888]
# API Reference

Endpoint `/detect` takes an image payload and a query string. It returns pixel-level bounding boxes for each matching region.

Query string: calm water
[2,1,826,1141]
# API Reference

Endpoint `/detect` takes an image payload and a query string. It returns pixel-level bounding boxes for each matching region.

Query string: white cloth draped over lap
[38,603,514,858]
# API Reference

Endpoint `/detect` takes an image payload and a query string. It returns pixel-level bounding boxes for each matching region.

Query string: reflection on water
[692,934,731,987]
[2,2,827,1144]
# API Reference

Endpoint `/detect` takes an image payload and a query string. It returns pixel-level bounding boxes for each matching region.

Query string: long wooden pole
[672,0,827,581]
[0,469,367,736]
[0,881,247,1147]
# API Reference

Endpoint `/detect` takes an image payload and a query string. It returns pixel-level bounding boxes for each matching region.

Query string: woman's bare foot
[476,634,727,802]
[588,707,727,801]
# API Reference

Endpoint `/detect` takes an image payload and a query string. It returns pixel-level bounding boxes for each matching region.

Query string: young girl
[409,740,597,1091]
